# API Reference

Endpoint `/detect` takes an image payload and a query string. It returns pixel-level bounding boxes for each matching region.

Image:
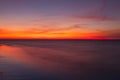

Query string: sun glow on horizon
[0,28,106,40]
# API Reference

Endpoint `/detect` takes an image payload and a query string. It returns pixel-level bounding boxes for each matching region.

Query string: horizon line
[0,38,120,41]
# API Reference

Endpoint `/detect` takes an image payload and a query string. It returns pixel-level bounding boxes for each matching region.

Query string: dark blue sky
[0,0,120,17]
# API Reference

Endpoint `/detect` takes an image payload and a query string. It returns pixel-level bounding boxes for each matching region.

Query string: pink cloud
[97,29,120,39]
[71,15,114,22]
[23,24,85,34]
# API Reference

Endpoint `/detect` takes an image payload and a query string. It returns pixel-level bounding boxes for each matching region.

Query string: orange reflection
[0,45,34,65]
[0,44,97,75]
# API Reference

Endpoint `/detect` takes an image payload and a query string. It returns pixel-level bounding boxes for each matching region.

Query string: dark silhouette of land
[0,38,120,41]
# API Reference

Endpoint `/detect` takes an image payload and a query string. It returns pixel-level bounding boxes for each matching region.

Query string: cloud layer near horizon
[0,26,120,39]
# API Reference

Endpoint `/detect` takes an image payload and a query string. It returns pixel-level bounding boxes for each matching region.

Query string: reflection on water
[0,40,120,80]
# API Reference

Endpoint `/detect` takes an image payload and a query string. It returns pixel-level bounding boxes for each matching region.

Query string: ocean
[0,40,120,80]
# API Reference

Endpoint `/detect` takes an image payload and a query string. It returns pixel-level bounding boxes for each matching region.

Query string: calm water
[0,40,120,80]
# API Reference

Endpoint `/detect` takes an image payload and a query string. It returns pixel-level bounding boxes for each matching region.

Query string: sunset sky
[0,0,120,39]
